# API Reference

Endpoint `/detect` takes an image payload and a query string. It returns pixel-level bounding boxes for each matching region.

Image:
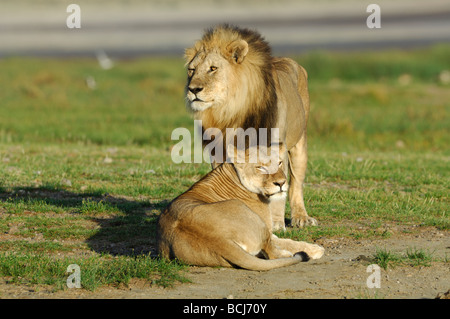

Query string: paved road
[1,0,449,57]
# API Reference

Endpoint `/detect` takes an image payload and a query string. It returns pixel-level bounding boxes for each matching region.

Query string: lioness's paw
[306,244,325,260]
[291,216,318,228]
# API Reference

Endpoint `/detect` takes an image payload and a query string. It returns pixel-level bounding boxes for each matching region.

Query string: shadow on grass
[0,185,170,257]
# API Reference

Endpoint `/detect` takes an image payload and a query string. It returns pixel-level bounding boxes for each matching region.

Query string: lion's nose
[188,86,203,95]
[274,180,285,189]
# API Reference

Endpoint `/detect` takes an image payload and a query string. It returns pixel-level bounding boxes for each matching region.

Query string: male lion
[184,24,316,230]
[157,145,324,271]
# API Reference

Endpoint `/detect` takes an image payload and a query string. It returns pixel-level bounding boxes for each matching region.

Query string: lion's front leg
[288,135,318,228]
[269,193,287,232]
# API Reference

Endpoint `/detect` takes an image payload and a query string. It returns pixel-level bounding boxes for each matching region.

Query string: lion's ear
[184,47,197,64]
[226,40,249,64]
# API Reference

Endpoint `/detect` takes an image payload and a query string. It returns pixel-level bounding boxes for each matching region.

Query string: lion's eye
[188,68,195,76]
[278,161,283,167]
[209,66,218,72]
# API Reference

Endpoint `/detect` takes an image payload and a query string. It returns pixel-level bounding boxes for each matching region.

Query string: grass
[0,252,188,291]
[0,45,449,291]
[373,247,435,270]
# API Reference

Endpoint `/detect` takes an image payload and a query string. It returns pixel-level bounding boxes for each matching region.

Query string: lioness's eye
[209,66,218,72]
[256,166,269,173]
[188,68,195,76]
[278,161,283,167]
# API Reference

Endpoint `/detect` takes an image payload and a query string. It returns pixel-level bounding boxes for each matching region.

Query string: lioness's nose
[188,86,203,94]
[274,180,285,188]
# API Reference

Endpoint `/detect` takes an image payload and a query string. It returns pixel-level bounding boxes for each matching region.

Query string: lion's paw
[272,220,286,232]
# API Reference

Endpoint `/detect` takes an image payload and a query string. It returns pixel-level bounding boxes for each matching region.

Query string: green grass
[373,247,435,270]
[0,45,449,290]
[0,252,188,291]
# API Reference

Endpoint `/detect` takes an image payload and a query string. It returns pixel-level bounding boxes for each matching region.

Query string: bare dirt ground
[1,227,448,299]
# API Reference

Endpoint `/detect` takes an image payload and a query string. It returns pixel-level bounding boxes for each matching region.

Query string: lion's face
[185,51,231,112]
[185,39,249,112]
[229,144,287,198]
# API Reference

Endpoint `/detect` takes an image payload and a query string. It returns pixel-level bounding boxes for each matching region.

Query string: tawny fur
[184,24,316,229]
[157,146,324,271]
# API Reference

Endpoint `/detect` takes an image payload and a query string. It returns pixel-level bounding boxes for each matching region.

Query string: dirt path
[1,229,448,299]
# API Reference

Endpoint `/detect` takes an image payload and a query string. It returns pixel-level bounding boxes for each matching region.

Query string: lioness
[157,145,324,271]
[184,24,316,230]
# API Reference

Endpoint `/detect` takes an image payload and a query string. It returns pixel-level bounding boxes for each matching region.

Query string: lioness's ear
[226,143,237,163]
[226,143,235,160]
[226,40,249,64]
[226,143,246,163]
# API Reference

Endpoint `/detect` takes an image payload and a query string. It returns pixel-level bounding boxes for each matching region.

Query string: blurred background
[0,0,448,151]
[1,0,450,57]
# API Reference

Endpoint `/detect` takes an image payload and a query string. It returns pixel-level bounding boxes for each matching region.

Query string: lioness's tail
[222,242,307,271]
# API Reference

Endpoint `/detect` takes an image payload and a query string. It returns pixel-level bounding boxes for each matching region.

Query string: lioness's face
[185,51,231,112]
[234,160,287,198]
[230,145,287,198]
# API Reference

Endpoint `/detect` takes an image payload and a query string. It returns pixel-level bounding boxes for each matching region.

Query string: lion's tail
[221,241,307,271]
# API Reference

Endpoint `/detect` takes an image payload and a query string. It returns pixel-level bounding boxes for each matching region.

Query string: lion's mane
[185,24,279,135]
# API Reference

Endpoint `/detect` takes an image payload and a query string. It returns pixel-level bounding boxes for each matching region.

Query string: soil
[1,227,449,299]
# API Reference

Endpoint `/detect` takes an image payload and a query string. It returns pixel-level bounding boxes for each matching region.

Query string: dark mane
[212,24,277,131]
[188,24,279,147]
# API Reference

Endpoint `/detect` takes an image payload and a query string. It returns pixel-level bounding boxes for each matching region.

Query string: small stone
[103,156,113,164]
[398,73,412,86]
[396,140,405,148]
[61,178,72,187]
[85,76,96,90]
[439,70,450,84]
